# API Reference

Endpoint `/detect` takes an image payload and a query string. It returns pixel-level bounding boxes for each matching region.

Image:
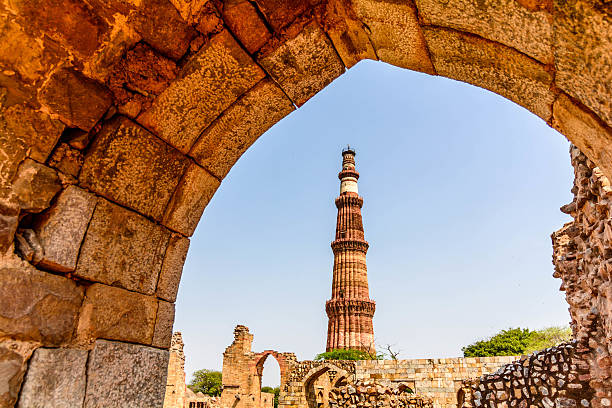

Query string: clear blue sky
[174,60,574,387]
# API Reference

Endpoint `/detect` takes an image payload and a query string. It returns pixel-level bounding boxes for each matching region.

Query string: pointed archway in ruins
[0,0,611,406]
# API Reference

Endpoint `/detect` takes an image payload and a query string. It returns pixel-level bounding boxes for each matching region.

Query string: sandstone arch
[0,0,610,406]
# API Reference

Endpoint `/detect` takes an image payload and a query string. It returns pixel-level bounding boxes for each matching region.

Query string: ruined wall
[329,380,433,408]
[165,332,188,408]
[459,342,593,408]
[552,146,612,406]
[354,357,517,408]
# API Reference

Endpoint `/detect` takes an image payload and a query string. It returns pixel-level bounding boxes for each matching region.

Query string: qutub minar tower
[325,147,376,353]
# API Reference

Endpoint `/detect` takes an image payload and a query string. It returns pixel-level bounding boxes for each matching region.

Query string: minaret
[325,147,376,353]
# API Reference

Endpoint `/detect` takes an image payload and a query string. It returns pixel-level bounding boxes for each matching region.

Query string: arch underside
[0,0,610,406]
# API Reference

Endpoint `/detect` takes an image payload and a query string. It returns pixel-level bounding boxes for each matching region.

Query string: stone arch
[302,364,351,408]
[0,0,611,406]
[252,351,293,390]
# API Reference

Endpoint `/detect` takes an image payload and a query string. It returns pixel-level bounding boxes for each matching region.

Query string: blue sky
[174,60,574,387]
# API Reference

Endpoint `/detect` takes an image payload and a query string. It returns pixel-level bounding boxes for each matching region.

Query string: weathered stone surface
[47,143,84,177]
[415,0,553,63]
[77,284,158,346]
[17,348,88,408]
[76,198,171,295]
[253,0,309,31]
[12,159,61,213]
[157,234,190,302]
[221,0,272,54]
[0,202,19,253]
[14,228,44,264]
[84,339,169,408]
[351,0,434,74]
[108,42,179,119]
[163,163,220,236]
[0,339,38,408]
[552,94,612,182]
[423,27,554,121]
[34,185,97,273]
[0,255,83,345]
[323,0,377,68]
[138,29,265,153]
[190,78,294,179]
[258,22,345,106]
[152,300,175,348]
[80,117,190,220]
[554,0,612,128]
[38,68,113,131]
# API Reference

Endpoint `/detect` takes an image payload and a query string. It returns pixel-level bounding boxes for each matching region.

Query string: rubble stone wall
[329,380,433,408]
[459,342,593,408]
[354,357,517,408]
[164,332,188,408]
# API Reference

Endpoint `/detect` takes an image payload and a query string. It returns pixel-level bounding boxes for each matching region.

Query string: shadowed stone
[83,339,169,408]
[221,0,272,54]
[423,27,554,121]
[163,163,220,236]
[258,22,345,106]
[17,348,88,408]
[415,0,553,63]
[0,256,83,345]
[0,339,38,408]
[12,159,61,213]
[253,0,309,31]
[554,0,612,128]
[352,0,435,74]
[138,29,265,153]
[75,198,171,295]
[34,186,97,273]
[190,78,294,179]
[38,68,112,131]
[157,234,190,303]
[553,94,612,182]
[76,284,158,346]
[80,117,190,221]
[152,300,175,348]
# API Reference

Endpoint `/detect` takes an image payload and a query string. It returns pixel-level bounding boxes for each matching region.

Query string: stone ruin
[329,380,433,408]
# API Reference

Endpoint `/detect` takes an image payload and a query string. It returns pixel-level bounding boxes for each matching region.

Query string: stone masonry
[327,147,376,353]
[0,0,611,405]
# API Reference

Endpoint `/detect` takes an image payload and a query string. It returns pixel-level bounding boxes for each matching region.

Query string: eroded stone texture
[152,300,175,348]
[80,117,190,220]
[554,0,612,128]
[0,255,83,345]
[33,185,97,273]
[84,339,169,408]
[76,198,171,295]
[163,163,220,236]
[48,143,84,178]
[157,234,190,303]
[17,348,88,408]
[12,159,61,213]
[423,27,554,121]
[77,284,158,346]
[0,339,38,408]
[330,380,433,408]
[253,0,309,31]
[38,68,113,131]
[190,78,294,179]
[258,22,345,106]
[552,94,612,182]
[552,147,612,404]
[220,0,272,54]
[138,29,265,153]
[415,0,553,63]
[351,0,434,74]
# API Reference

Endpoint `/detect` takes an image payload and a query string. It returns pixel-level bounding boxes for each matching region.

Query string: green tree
[261,386,280,408]
[462,326,573,357]
[188,369,222,396]
[314,348,382,361]
[524,326,572,354]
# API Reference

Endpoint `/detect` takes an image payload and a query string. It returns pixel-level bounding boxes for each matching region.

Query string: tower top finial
[342,145,356,156]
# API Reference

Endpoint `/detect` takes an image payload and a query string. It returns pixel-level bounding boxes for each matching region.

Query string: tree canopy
[188,369,222,396]
[314,348,382,361]
[462,326,572,357]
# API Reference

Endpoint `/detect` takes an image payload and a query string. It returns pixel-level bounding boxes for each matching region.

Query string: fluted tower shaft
[325,148,375,353]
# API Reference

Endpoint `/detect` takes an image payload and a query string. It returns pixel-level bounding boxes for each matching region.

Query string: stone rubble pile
[460,341,593,408]
[329,380,432,408]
